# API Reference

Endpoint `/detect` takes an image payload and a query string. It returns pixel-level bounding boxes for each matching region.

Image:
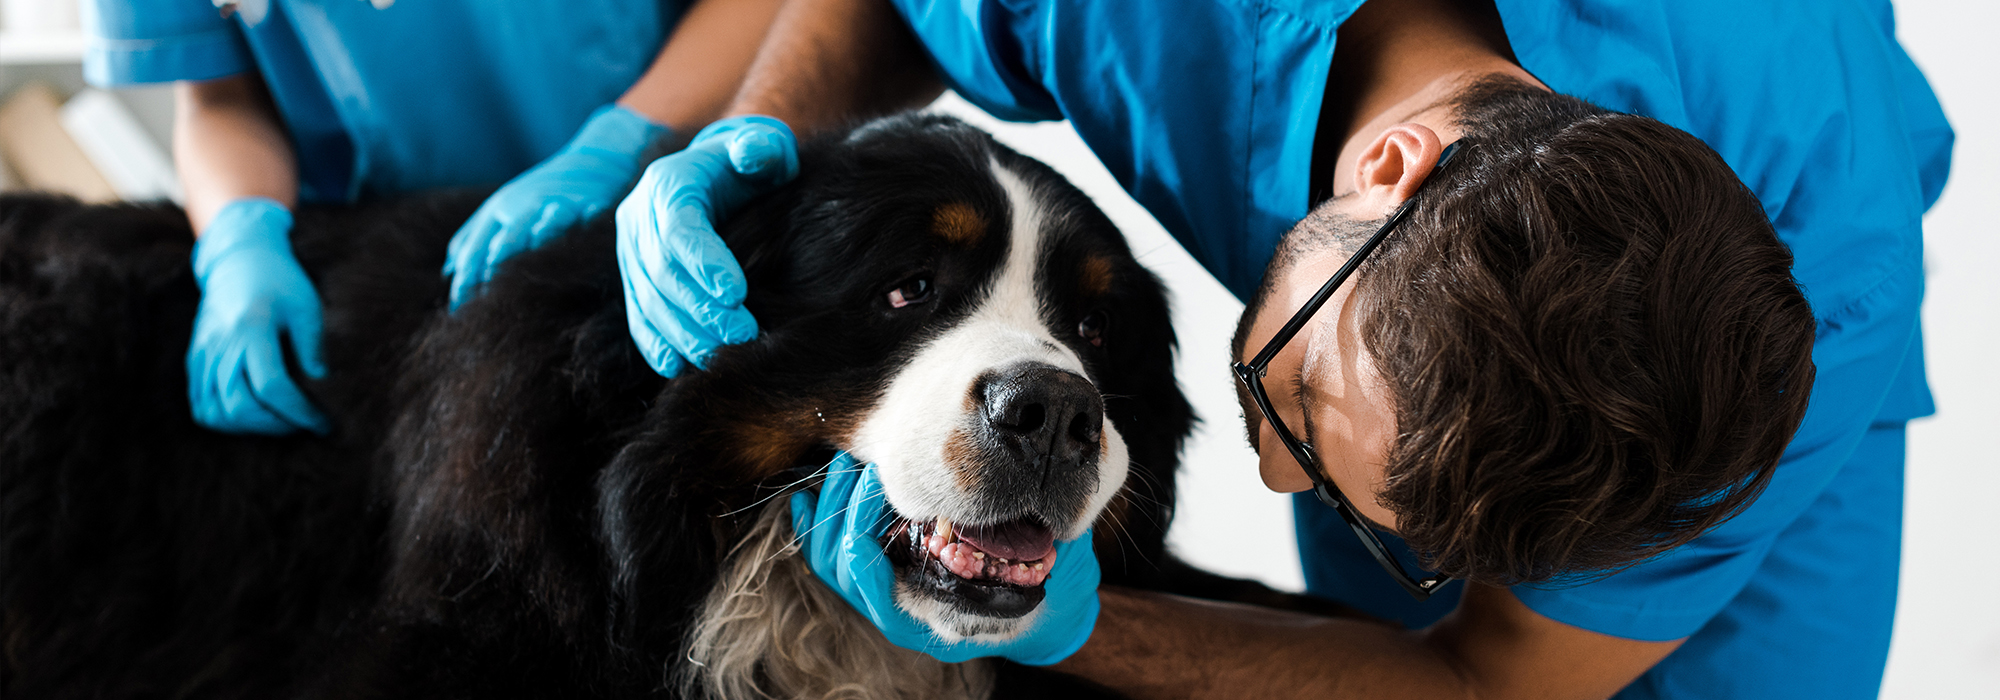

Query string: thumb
[789,489,821,544]
[286,304,328,380]
[725,120,800,183]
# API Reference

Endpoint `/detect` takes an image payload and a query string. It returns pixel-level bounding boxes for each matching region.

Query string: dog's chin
[890,578,1043,643]
[881,515,1061,642]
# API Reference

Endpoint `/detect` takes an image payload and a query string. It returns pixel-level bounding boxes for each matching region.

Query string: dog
[0,113,1319,699]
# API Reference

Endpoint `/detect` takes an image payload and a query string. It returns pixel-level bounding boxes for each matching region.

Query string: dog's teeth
[939,518,954,542]
[972,552,983,560]
[1033,563,1043,571]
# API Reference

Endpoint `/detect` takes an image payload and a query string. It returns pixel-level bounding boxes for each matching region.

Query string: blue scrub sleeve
[81,0,256,86]
[886,0,1062,122]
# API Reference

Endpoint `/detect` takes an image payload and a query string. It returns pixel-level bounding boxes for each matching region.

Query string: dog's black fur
[1,114,1319,699]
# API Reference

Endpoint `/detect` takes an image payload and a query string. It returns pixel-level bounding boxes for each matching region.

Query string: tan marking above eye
[1080,255,1114,296]
[931,202,986,245]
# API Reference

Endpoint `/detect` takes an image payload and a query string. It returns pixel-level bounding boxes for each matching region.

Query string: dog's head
[677,113,1189,641]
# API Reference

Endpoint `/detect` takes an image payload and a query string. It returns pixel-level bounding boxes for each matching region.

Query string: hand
[788,453,1102,665]
[445,104,668,310]
[185,197,331,435]
[615,115,797,377]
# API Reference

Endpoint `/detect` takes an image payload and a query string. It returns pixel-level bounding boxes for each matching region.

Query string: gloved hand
[445,104,669,310]
[788,453,1102,666]
[614,115,797,377]
[186,197,331,435]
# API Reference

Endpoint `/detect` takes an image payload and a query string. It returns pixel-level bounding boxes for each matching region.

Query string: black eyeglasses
[1231,142,1461,601]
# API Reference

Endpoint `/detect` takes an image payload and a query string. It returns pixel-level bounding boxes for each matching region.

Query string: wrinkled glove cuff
[192,197,293,282]
[690,114,791,143]
[1010,594,1101,666]
[572,103,673,164]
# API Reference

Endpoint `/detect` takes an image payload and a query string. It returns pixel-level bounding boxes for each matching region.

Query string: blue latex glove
[788,453,1102,666]
[614,115,797,377]
[445,104,669,310]
[186,197,331,435]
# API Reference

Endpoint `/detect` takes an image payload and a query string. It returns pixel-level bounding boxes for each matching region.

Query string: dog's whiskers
[722,462,870,519]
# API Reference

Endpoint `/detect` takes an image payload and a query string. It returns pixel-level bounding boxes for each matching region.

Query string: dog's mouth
[884,515,1058,619]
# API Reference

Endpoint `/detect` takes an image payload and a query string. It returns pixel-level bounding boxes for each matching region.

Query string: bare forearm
[618,0,789,134]
[1056,587,1474,700]
[173,75,297,234]
[725,0,942,135]
[1056,584,1677,700]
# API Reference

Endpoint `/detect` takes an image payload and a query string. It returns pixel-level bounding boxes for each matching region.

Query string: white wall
[935,0,1999,694]
[1879,0,2000,695]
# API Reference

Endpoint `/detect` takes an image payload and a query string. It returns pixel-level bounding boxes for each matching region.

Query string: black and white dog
[0,114,1317,700]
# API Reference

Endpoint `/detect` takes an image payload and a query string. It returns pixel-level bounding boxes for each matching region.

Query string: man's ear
[1351,123,1444,217]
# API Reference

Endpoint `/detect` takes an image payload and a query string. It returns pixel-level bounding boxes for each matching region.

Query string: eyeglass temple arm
[1244,200,1413,370]
[1244,142,1460,371]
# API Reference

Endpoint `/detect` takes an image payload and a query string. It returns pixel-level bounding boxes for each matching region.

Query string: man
[614,0,1952,697]
[82,0,783,434]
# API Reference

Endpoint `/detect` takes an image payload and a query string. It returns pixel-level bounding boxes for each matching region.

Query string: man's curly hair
[1281,78,1818,586]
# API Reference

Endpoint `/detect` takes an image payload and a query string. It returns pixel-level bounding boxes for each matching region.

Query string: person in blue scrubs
[80,0,784,434]
[612,0,1952,697]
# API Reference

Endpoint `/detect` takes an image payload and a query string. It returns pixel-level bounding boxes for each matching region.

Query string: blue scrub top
[889,0,1950,697]
[82,0,686,202]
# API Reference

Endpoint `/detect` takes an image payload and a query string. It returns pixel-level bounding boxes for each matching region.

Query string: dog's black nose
[979,363,1103,468]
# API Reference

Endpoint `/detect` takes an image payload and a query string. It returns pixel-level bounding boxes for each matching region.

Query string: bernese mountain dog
[0,113,1318,700]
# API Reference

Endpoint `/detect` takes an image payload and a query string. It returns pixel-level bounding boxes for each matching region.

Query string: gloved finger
[629,190,742,317]
[446,218,503,311]
[244,333,331,435]
[484,202,581,286]
[527,200,585,250]
[848,465,897,540]
[1048,528,1101,585]
[819,451,863,491]
[835,505,911,632]
[647,243,756,345]
[788,490,821,550]
[445,212,501,279]
[723,121,801,184]
[448,259,487,313]
[838,521,893,589]
[283,294,328,380]
[793,453,865,564]
[660,203,751,306]
[211,343,294,435]
[185,334,227,427]
[619,270,691,378]
[635,275,729,370]
[624,223,737,366]
[476,212,539,286]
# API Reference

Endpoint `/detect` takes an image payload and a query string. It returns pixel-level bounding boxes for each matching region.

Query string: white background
[932,1,1997,695]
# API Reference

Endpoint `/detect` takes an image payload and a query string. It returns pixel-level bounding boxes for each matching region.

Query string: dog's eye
[1078,310,1108,347]
[888,277,934,308]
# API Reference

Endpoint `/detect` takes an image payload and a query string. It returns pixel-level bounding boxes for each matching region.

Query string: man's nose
[1256,421,1316,495]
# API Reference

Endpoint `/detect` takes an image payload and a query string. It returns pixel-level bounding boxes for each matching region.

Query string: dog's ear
[715,182,807,291]
[380,225,660,616]
[1092,265,1196,586]
[594,434,722,652]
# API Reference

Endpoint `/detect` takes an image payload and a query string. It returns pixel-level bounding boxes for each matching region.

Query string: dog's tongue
[957,518,1056,561]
